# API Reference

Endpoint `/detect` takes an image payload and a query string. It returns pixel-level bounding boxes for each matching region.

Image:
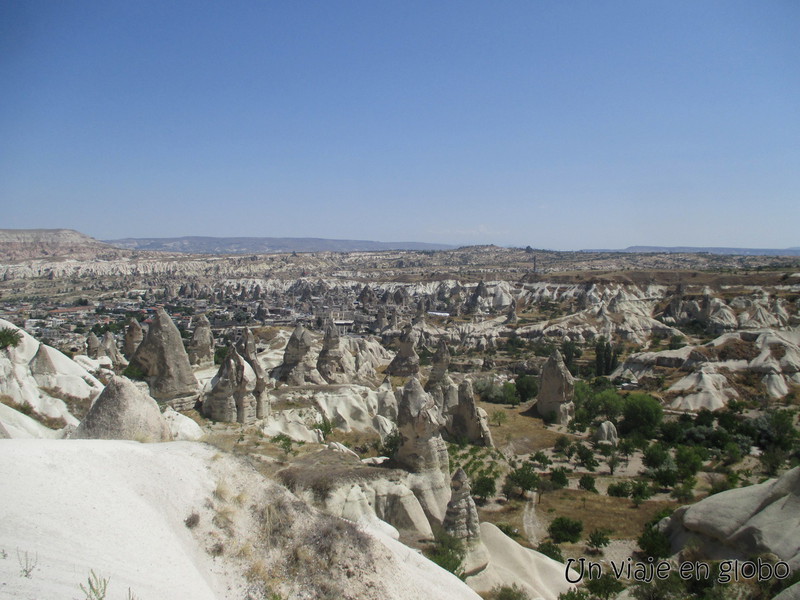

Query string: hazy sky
[1,2,798,249]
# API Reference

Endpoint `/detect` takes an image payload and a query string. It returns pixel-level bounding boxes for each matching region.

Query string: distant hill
[104,236,455,254]
[581,246,800,257]
[0,229,124,261]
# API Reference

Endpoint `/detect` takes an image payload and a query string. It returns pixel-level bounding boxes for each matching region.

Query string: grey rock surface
[127,308,199,409]
[187,314,214,367]
[123,318,144,359]
[534,350,575,425]
[72,376,171,442]
[203,347,257,424]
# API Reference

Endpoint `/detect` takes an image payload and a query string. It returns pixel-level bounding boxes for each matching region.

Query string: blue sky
[1,1,798,249]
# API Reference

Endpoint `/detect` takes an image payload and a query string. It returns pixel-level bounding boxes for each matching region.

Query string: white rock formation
[663,467,800,570]
[0,319,102,427]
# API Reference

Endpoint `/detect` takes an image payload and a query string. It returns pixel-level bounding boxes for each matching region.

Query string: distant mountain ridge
[0,228,126,261]
[104,236,455,254]
[581,246,800,257]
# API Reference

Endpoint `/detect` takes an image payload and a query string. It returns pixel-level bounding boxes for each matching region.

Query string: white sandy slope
[0,439,482,600]
[466,523,576,600]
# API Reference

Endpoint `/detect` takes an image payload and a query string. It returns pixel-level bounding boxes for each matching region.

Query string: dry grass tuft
[214,479,232,503]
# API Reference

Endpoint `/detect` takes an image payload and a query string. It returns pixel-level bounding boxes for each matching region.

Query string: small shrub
[122,363,146,381]
[586,528,611,553]
[209,542,225,556]
[607,481,631,497]
[17,549,37,578]
[424,530,465,578]
[536,540,564,562]
[378,429,401,457]
[549,467,569,489]
[492,583,530,600]
[578,474,597,493]
[79,570,109,600]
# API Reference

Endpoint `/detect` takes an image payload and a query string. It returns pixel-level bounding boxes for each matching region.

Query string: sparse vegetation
[0,327,22,349]
[79,570,109,600]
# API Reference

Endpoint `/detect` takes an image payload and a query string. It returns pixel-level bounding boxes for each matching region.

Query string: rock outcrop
[662,467,800,570]
[446,380,493,447]
[271,324,323,385]
[123,318,144,359]
[127,308,200,409]
[72,376,172,442]
[187,314,214,368]
[0,319,102,427]
[99,331,127,369]
[235,328,269,419]
[317,321,349,383]
[203,347,257,424]
[385,325,420,377]
[86,332,100,359]
[395,377,451,524]
[533,350,574,425]
[444,469,490,576]
[425,340,459,415]
[444,469,481,543]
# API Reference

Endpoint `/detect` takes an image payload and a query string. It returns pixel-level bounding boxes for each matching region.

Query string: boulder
[592,420,618,446]
[127,308,200,410]
[186,314,214,368]
[533,350,575,425]
[162,407,204,441]
[72,376,172,442]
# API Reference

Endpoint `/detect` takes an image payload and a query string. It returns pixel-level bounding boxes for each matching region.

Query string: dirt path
[523,495,546,545]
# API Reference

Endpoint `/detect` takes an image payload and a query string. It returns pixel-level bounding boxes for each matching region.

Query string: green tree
[516,375,539,402]
[530,451,551,469]
[472,475,497,503]
[548,517,583,544]
[502,381,521,407]
[507,463,540,493]
[549,467,569,489]
[491,410,508,428]
[620,394,663,439]
[638,524,671,559]
[643,443,669,469]
[586,573,625,599]
[536,540,564,562]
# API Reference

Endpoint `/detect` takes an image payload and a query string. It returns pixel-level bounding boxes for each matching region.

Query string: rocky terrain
[1,230,799,600]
